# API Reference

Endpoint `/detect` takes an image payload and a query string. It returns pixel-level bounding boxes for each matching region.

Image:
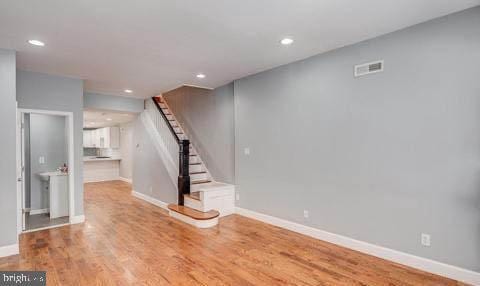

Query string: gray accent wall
[132,117,177,204]
[29,114,67,210]
[164,84,235,183]
[17,70,84,216]
[0,49,17,248]
[234,7,480,272]
[84,92,144,113]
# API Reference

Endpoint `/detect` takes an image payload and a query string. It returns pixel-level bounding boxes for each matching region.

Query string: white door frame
[16,108,76,233]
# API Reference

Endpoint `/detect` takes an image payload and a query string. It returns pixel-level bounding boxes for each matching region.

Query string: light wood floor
[0,181,467,285]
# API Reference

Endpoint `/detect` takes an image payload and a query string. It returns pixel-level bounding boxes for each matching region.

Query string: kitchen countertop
[38,171,68,177]
[83,156,122,162]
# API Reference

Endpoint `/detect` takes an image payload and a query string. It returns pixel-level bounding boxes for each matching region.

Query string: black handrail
[152,97,180,143]
[151,97,190,205]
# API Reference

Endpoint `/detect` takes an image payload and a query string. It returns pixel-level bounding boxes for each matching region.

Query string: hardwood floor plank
[0,180,469,285]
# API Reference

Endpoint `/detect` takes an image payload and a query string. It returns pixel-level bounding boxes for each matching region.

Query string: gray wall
[132,117,177,203]
[84,92,144,113]
[234,7,480,272]
[164,84,235,183]
[29,114,67,210]
[17,70,84,216]
[0,49,17,247]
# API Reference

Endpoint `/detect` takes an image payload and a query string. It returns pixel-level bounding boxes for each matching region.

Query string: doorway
[17,109,75,232]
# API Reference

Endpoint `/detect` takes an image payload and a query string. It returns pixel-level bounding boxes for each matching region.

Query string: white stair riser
[173,126,182,133]
[191,182,214,192]
[190,172,208,181]
[189,156,201,164]
[166,114,175,120]
[169,210,218,228]
[189,164,203,173]
[184,187,235,217]
[159,103,167,109]
[184,196,204,212]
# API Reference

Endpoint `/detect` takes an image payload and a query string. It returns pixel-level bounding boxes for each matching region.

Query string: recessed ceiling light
[106,118,112,121]
[196,74,206,79]
[89,122,96,125]
[280,38,294,45]
[124,89,133,93]
[28,39,45,47]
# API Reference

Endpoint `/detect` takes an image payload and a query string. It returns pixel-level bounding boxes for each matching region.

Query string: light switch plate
[39,156,45,164]
[244,148,250,155]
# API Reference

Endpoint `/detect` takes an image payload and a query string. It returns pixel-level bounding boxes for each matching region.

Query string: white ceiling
[1,0,479,99]
[84,109,137,128]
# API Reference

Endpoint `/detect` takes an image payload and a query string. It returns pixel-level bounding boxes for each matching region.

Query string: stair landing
[168,204,219,228]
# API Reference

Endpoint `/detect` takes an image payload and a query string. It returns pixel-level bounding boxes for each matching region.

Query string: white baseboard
[132,191,168,210]
[70,215,85,224]
[30,208,49,215]
[0,243,19,258]
[118,177,132,184]
[235,207,480,285]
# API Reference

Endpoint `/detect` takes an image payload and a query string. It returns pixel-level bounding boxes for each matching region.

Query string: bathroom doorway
[17,109,75,232]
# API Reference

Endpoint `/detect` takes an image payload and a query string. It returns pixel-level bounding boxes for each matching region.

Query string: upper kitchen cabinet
[83,127,120,148]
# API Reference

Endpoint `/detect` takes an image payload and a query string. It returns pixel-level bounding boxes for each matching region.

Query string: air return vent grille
[354,60,384,77]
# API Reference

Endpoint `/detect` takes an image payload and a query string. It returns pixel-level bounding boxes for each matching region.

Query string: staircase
[144,96,234,228]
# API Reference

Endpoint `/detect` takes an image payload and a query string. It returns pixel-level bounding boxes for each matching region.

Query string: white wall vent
[354,60,384,77]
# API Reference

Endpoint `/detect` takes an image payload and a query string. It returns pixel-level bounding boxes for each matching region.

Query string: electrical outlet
[244,147,250,155]
[421,233,431,247]
[303,210,309,219]
[39,156,45,164]
[235,193,240,201]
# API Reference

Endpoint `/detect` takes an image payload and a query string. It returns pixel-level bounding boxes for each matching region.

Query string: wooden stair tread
[189,163,202,165]
[190,171,206,175]
[184,192,201,201]
[191,179,211,185]
[168,204,219,220]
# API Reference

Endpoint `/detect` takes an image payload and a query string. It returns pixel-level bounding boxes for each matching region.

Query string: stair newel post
[178,139,191,205]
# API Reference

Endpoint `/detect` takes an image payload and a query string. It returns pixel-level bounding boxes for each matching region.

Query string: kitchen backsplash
[83,148,97,156]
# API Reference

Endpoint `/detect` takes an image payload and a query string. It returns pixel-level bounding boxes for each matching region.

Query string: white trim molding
[30,208,49,215]
[17,108,76,233]
[235,207,480,285]
[0,244,19,258]
[119,177,132,184]
[132,191,168,210]
[70,215,85,224]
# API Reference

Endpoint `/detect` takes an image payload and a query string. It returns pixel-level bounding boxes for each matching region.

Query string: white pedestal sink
[37,171,69,219]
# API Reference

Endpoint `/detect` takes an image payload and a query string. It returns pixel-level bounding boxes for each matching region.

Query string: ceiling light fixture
[196,74,206,79]
[106,118,112,121]
[280,38,294,45]
[28,39,45,47]
[124,89,133,93]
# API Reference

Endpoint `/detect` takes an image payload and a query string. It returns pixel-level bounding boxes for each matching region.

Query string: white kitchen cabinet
[83,130,93,147]
[83,127,120,148]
